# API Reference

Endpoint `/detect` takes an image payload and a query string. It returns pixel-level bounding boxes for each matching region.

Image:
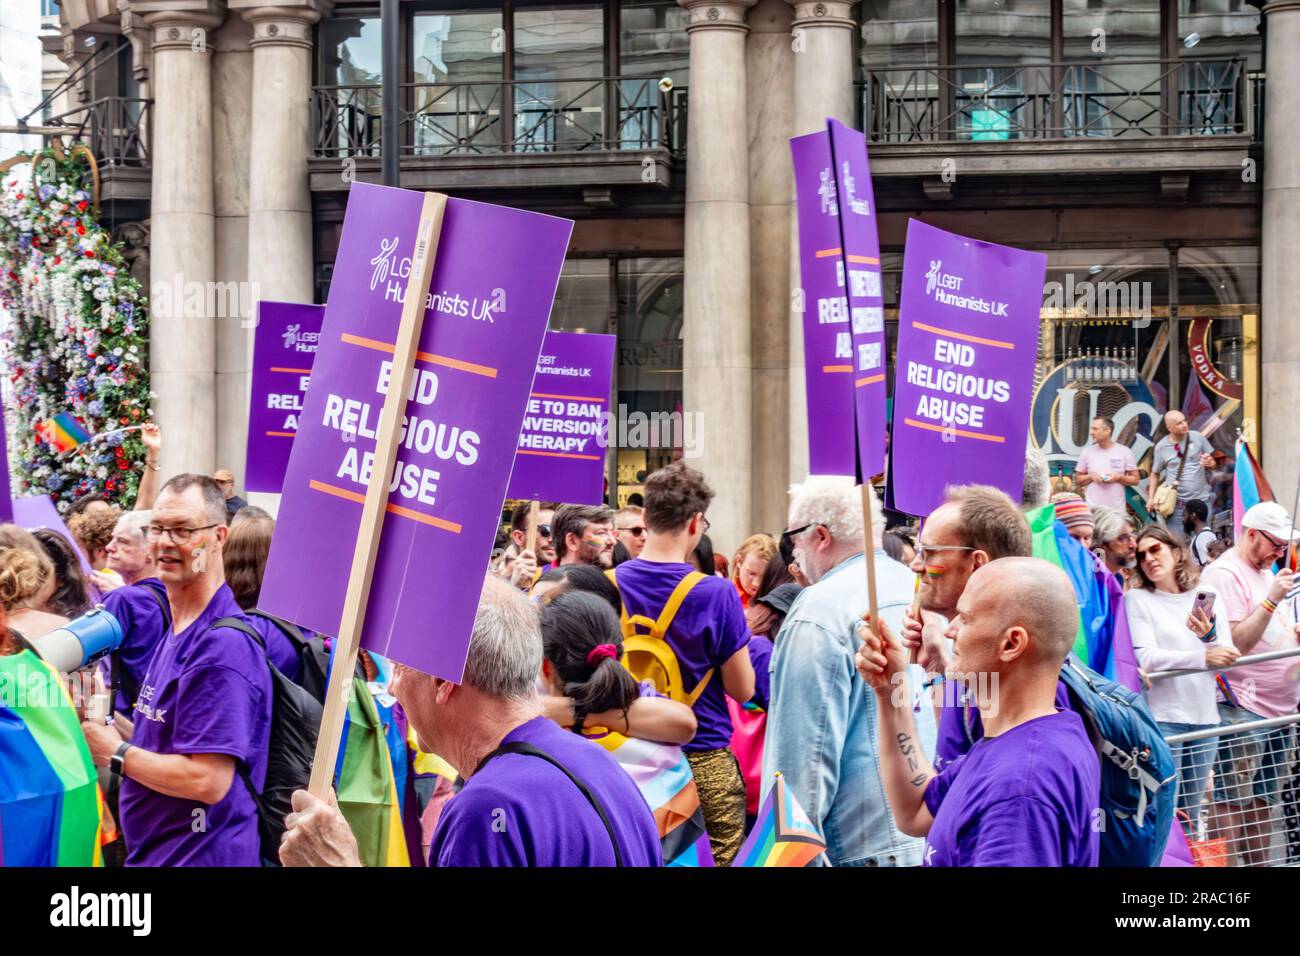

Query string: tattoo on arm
[895,732,922,781]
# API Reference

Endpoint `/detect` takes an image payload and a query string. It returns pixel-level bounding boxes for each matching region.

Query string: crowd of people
[3,405,1299,869]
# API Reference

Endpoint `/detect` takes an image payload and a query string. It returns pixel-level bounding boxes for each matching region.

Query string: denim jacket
[762,550,937,866]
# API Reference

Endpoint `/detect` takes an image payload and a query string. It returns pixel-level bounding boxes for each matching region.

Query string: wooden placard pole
[307,191,448,797]
[526,499,540,556]
[860,483,879,633]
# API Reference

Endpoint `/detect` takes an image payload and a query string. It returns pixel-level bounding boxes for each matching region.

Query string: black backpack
[211,616,323,866]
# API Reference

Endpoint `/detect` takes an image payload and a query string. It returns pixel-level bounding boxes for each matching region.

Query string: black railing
[311,76,685,159]
[858,57,1250,143]
[43,97,151,167]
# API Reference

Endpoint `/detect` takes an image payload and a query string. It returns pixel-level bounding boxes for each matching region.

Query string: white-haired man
[96,510,170,713]
[763,477,936,865]
[279,576,663,867]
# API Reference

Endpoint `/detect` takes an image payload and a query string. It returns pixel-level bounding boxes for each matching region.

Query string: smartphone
[1191,590,1216,620]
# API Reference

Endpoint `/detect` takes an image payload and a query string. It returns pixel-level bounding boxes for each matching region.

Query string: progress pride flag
[259,182,572,681]
[506,331,615,506]
[890,219,1046,516]
[246,301,324,494]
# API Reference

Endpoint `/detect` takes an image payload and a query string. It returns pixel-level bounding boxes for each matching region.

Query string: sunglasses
[618,526,647,537]
[536,524,552,538]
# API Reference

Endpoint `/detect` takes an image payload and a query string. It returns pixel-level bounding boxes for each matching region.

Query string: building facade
[35,0,1297,553]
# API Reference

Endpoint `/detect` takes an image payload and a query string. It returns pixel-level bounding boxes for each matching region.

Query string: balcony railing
[858,57,1250,143]
[311,76,686,160]
[43,97,151,167]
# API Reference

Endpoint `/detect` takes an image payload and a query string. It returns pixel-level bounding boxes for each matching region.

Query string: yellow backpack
[606,567,712,706]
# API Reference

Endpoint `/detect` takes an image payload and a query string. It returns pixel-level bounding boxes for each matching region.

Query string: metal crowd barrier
[1150,646,1300,867]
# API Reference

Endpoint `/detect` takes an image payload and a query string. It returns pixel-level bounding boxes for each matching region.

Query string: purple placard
[505,330,615,506]
[258,183,572,681]
[827,118,887,481]
[791,130,855,477]
[12,495,93,577]
[890,219,1047,516]
[246,301,325,494]
[0,419,12,523]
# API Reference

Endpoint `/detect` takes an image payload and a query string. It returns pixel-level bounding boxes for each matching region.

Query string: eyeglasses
[701,516,711,534]
[1257,530,1288,553]
[146,523,218,544]
[618,526,647,537]
[915,543,976,563]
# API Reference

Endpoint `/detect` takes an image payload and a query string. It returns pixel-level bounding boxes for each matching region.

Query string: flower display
[0,149,151,511]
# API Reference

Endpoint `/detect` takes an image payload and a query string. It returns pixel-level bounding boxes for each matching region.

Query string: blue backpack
[1059,654,1176,867]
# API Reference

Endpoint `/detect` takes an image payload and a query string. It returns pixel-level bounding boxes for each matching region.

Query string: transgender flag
[1233,438,1274,539]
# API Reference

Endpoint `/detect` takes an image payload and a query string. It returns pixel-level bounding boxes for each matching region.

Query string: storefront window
[1029,246,1258,533]
[616,257,684,506]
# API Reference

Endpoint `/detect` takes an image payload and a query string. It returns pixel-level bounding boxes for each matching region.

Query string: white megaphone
[31,606,124,674]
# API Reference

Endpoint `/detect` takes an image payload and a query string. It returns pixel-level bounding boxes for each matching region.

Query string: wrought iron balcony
[43,97,151,168]
[311,75,686,159]
[858,57,1251,143]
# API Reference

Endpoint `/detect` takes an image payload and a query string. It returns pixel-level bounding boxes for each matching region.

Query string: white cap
[1241,501,1300,541]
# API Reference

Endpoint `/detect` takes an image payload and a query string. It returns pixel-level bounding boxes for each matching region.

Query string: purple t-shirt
[611,559,750,751]
[430,716,662,866]
[748,635,773,711]
[935,679,1071,771]
[1076,442,1138,509]
[120,584,272,866]
[101,577,170,711]
[923,710,1100,866]
[245,612,309,684]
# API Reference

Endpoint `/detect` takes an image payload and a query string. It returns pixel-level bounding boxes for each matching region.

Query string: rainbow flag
[37,413,93,453]
[333,670,410,868]
[0,650,104,866]
[591,730,711,866]
[1233,438,1274,540]
[732,772,825,867]
[1026,502,1142,691]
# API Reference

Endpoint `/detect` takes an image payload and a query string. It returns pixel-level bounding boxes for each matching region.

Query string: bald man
[1147,410,1214,531]
[857,558,1101,866]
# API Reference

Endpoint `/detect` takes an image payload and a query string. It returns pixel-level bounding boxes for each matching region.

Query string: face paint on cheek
[190,547,206,573]
[924,565,946,579]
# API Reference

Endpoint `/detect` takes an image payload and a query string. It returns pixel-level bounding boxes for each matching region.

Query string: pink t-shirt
[1075,442,1138,509]
[1199,549,1299,718]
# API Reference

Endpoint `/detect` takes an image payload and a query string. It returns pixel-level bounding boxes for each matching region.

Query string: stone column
[786,0,857,485]
[211,15,253,481]
[748,0,794,534]
[1260,0,1300,496]
[678,0,756,555]
[134,1,226,479]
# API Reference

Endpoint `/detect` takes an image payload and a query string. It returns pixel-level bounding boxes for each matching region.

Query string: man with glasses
[505,500,558,589]
[1201,501,1300,862]
[96,511,170,715]
[895,485,1033,772]
[79,474,272,866]
[614,504,648,559]
[763,476,934,865]
[552,503,617,569]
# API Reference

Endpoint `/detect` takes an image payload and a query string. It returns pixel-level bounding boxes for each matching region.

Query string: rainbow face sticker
[924,565,946,579]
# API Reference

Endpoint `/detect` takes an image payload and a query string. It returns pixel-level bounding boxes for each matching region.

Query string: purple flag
[506,330,615,506]
[790,131,855,477]
[826,119,887,481]
[258,183,573,681]
[890,220,1046,516]
[246,301,325,494]
[12,495,92,577]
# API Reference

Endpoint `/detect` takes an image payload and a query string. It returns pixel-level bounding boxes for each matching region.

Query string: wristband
[1262,598,1279,616]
